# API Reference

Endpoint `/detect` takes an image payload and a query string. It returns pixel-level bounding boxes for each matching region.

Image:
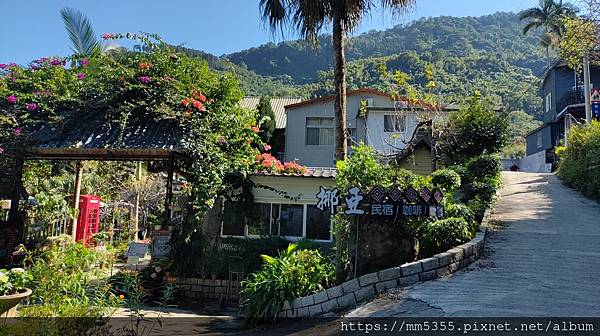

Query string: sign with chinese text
[315,185,444,218]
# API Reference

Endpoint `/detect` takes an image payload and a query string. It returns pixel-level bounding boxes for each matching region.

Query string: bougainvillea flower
[13,128,22,136]
[251,126,260,133]
[0,147,4,154]
[7,95,17,104]
[139,62,152,70]
[76,73,85,80]
[101,33,113,39]
[50,58,64,66]
[0,64,6,69]
[263,144,272,151]
[138,76,151,83]
[181,99,190,107]
[192,100,204,111]
[26,103,38,111]
[193,91,207,103]
[80,58,89,66]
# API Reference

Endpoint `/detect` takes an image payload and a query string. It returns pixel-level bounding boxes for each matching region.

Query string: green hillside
[221,12,546,114]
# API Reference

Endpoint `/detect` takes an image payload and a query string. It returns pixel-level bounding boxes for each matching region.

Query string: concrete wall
[364,110,419,155]
[519,150,552,173]
[250,175,336,204]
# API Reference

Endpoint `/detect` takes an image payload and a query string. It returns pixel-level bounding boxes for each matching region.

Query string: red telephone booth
[75,195,101,244]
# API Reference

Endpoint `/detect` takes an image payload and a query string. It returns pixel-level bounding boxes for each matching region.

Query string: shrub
[558,121,600,200]
[465,154,502,183]
[445,203,478,234]
[240,244,334,326]
[0,268,32,296]
[431,169,461,193]
[336,144,386,191]
[418,217,472,257]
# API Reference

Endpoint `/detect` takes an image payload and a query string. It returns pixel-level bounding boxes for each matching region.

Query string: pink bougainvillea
[101,33,113,39]
[255,153,307,175]
[7,95,17,104]
[138,76,151,84]
[26,103,38,111]
[76,73,85,80]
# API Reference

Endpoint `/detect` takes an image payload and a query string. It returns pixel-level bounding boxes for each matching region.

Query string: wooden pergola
[3,116,189,259]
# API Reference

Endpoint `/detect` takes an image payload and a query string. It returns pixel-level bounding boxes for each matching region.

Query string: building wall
[285,94,394,167]
[526,124,553,156]
[364,110,419,155]
[542,69,557,123]
[250,176,335,203]
[398,144,433,176]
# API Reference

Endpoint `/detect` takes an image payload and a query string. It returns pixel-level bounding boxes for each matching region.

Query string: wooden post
[8,152,25,241]
[164,154,174,226]
[132,162,142,241]
[71,161,83,241]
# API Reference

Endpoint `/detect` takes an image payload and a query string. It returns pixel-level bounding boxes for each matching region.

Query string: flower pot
[0,288,32,318]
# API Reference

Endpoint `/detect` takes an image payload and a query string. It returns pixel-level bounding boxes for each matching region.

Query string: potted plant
[0,268,33,318]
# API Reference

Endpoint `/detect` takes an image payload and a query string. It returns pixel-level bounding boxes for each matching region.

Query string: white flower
[150,273,157,279]
[10,268,24,273]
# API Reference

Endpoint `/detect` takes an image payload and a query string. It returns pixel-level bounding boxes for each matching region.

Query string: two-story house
[525,60,600,168]
[284,88,453,173]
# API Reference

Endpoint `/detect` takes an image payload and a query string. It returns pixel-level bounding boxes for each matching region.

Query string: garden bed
[276,206,493,318]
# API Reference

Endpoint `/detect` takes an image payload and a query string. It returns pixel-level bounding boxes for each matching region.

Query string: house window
[306,117,334,145]
[280,204,304,237]
[545,93,552,113]
[384,115,406,133]
[536,131,543,149]
[306,205,331,240]
[223,202,332,241]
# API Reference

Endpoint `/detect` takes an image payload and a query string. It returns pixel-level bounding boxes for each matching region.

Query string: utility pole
[584,56,593,123]
[132,162,142,241]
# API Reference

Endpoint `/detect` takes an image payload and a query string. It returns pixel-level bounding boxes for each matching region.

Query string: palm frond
[60,7,100,57]
[522,20,544,35]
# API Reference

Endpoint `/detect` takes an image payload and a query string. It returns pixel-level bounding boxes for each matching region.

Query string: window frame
[221,201,333,242]
[306,117,334,146]
[383,114,406,133]
[536,131,543,149]
[545,93,552,113]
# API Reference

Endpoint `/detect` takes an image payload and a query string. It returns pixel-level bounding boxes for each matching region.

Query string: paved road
[348,172,600,317]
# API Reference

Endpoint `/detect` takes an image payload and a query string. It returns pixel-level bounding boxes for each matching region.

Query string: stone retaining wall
[175,278,241,302]
[277,208,493,318]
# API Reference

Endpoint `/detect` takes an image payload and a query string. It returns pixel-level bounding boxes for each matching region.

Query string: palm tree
[519,0,578,51]
[259,0,414,161]
[60,7,115,57]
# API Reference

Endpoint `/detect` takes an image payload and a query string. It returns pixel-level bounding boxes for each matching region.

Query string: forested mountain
[219,12,547,115]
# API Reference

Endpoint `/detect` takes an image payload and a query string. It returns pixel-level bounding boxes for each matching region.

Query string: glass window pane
[306,117,320,126]
[306,205,331,240]
[320,118,334,126]
[271,204,280,235]
[248,203,270,235]
[306,128,320,145]
[320,128,334,145]
[280,204,303,237]
[222,201,245,236]
[384,115,394,132]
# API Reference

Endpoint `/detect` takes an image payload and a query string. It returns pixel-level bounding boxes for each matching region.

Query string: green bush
[445,203,478,234]
[418,217,472,257]
[431,169,461,192]
[240,244,334,326]
[558,121,600,200]
[465,154,502,183]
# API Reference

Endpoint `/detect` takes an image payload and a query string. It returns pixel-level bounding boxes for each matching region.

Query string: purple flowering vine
[138,76,151,84]
[13,128,22,136]
[7,95,17,104]
[76,73,86,80]
[26,103,38,111]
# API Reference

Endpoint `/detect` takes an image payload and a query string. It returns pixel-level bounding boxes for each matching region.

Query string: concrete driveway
[348,172,600,317]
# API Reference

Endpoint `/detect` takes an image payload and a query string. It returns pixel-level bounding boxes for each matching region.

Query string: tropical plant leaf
[60,7,100,57]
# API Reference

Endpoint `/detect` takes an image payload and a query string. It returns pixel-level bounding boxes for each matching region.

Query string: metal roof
[29,115,184,151]
[240,97,302,129]
[252,167,337,179]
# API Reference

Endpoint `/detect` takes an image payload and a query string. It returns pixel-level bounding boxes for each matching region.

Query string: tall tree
[60,7,115,57]
[259,0,414,161]
[519,0,578,51]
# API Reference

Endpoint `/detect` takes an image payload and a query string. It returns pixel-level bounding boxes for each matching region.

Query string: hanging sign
[315,186,444,218]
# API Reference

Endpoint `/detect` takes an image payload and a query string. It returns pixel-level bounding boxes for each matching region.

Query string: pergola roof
[23,116,188,161]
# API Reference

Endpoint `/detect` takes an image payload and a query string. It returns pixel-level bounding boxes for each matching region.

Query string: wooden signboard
[152,235,171,258]
[125,242,149,258]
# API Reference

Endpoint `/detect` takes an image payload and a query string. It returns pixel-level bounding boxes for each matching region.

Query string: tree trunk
[332,12,348,162]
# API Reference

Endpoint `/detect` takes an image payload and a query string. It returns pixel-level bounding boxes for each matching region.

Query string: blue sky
[0,0,538,65]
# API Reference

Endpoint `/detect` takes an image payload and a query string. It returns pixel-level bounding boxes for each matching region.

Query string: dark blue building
[525,60,600,167]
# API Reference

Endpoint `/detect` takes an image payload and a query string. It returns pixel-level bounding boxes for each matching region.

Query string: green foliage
[336,144,386,191]
[257,96,276,142]
[240,244,334,326]
[0,268,32,296]
[23,236,118,316]
[559,17,597,69]
[418,217,472,257]
[558,121,600,200]
[465,154,502,184]
[431,169,461,193]
[437,94,509,166]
